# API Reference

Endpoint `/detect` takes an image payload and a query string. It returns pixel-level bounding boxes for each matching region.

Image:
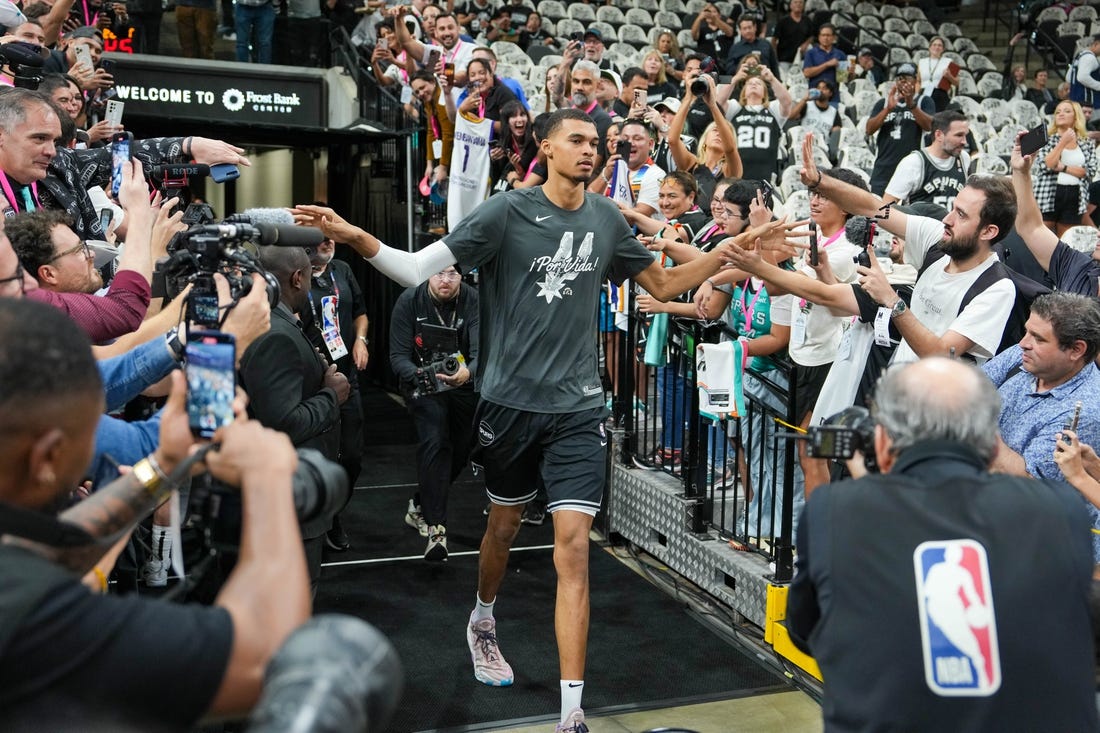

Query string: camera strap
[0,500,95,547]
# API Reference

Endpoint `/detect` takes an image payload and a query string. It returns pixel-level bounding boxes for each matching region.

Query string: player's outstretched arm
[291,204,457,287]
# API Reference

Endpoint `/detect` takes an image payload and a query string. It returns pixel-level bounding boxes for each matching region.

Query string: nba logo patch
[913,539,1001,697]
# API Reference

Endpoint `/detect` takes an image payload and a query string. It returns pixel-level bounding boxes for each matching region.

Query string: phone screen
[185,332,236,438]
[98,208,112,232]
[110,134,131,197]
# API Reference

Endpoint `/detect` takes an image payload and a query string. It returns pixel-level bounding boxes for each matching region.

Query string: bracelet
[182,136,193,159]
[132,454,170,497]
[92,566,108,593]
[807,168,822,191]
[358,335,369,344]
[706,278,718,288]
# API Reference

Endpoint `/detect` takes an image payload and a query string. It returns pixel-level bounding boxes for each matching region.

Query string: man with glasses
[7,164,156,342]
[389,265,478,562]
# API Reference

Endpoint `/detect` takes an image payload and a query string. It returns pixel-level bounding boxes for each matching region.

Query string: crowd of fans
[366,0,1100,550]
[3,0,1100,730]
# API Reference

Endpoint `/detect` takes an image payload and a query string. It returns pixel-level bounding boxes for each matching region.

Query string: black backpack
[918,245,1051,356]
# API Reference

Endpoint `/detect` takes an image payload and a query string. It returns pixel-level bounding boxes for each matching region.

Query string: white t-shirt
[884,148,971,202]
[891,215,1016,364]
[801,102,838,146]
[788,231,861,367]
[632,163,665,213]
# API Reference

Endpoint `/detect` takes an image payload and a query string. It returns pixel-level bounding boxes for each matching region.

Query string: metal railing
[608,304,800,581]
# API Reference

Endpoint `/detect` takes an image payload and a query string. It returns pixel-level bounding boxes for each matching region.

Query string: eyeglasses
[433,270,460,280]
[47,240,92,263]
[0,261,27,294]
[723,207,745,219]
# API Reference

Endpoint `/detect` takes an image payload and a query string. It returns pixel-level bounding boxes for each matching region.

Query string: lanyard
[431,290,459,327]
[739,278,764,330]
[307,269,339,314]
[443,40,462,65]
[430,110,441,140]
[0,175,38,213]
[477,92,486,118]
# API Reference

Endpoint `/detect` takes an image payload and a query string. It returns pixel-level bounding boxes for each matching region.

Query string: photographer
[787,357,1098,731]
[0,297,310,730]
[390,265,478,562]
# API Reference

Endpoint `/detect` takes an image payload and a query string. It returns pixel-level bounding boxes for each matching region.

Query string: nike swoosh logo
[536,215,552,222]
[567,682,583,688]
[416,316,428,321]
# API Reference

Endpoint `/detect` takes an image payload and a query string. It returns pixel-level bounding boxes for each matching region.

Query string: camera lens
[442,356,460,375]
[690,78,708,96]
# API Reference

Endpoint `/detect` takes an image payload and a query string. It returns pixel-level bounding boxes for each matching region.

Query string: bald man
[786,357,1097,732]
[237,245,350,588]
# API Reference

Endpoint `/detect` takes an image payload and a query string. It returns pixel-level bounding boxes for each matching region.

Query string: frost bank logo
[222,89,245,112]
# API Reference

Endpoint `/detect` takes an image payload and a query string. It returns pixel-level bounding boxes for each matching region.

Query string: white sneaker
[404,499,429,537]
[425,524,448,562]
[141,555,169,587]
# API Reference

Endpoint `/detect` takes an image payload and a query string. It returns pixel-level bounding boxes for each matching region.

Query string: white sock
[472,594,495,622]
[560,680,583,720]
[151,524,171,561]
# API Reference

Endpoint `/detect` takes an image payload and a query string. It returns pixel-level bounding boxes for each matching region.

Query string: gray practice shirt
[443,187,655,413]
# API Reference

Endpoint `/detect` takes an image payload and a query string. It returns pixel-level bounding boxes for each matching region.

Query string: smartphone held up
[186,331,237,439]
[110,131,133,197]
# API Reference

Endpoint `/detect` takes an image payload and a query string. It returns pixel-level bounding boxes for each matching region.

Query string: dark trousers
[339,379,364,495]
[408,388,477,527]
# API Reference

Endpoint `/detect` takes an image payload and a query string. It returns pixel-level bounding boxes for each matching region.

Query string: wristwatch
[358,336,369,345]
[889,299,908,318]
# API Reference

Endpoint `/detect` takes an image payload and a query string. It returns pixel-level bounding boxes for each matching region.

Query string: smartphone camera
[570,31,583,42]
[443,61,455,82]
[615,138,632,160]
[185,331,237,439]
[808,89,822,99]
[109,131,132,197]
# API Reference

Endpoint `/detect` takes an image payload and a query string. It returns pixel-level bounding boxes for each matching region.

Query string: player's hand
[291,204,366,247]
[717,238,764,272]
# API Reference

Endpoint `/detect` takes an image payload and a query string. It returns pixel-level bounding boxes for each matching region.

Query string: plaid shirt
[1030,132,1099,216]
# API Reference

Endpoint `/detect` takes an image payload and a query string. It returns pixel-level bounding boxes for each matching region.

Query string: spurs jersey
[730,101,783,182]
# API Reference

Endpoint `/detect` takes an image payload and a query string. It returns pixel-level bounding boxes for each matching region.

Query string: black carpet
[325,386,786,731]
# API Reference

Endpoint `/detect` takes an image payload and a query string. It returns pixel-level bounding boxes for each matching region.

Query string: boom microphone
[147,163,210,181]
[255,223,325,247]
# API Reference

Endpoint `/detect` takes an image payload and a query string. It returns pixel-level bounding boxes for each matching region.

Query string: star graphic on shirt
[535,271,578,303]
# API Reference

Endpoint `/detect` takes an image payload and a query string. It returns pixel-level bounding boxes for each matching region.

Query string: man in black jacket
[786,357,1097,732]
[238,245,349,587]
[389,265,478,562]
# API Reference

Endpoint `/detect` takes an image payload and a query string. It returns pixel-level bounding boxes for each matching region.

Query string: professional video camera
[806,406,878,473]
[155,215,323,327]
[0,41,48,89]
[412,323,465,398]
[186,447,351,556]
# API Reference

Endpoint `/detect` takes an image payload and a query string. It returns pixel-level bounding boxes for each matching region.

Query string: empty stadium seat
[597,6,626,27]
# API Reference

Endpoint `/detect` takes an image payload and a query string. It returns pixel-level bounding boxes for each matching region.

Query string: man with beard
[884,109,971,210]
[393,10,474,87]
[390,264,478,562]
[568,60,612,168]
[796,134,1017,365]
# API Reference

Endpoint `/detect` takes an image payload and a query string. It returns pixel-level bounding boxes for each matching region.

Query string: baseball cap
[67,25,101,40]
[600,68,622,94]
[895,201,949,221]
[895,62,917,78]
[654,97,681,114]
[583,27,603,42]
[858,47,872,57]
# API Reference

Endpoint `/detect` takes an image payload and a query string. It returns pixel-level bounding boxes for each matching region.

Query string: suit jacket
[239,301,340,455]
[239,302,341,537]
